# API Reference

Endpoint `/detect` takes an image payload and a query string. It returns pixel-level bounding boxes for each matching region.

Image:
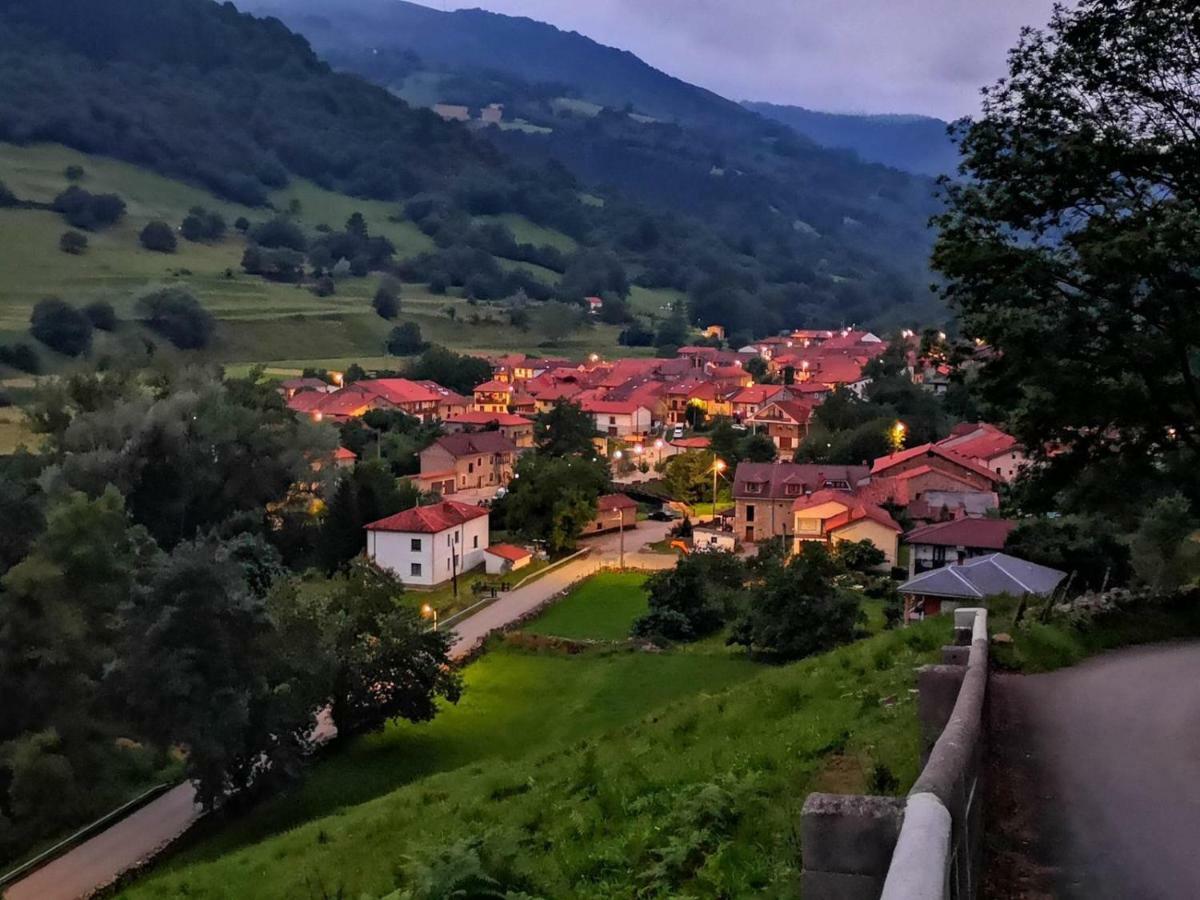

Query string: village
[279,326,1060,622]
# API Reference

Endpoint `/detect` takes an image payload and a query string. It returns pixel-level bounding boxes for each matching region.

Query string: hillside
[743,102,961,177]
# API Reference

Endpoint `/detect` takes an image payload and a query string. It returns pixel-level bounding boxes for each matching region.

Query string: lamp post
[421,603,438,631]
[711,458,726,526]
[610,510,626,569]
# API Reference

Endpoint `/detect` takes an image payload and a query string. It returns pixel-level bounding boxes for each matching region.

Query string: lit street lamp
[711,458,727,525]
[421,603,438,631]
[888,421,908,454]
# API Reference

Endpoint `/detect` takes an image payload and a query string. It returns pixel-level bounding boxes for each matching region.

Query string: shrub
[136,288,215,349]
[59,231,88,255]
[30,298,93,357]
[234,216,250,232]
[64,165,85,182]
[139,221,177,253]
[0,342,41,374]
[373,279,401,319]
[312,275,336,297]
[248,217,307,251]
[83,301,118,331]
[387,322,425,355]
[180,207,226,242]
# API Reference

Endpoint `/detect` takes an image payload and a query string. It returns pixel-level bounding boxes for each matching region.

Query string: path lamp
[711,458,727,526]
[421,603,439,631]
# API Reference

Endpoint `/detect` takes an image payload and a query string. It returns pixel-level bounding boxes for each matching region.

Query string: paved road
[988,642,1200,899]
[3,521,675,900]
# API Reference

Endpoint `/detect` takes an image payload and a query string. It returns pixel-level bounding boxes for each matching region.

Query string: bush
[64,164,85,181]
[0,342,41,373]
[373,279,401,319]
[139,220,178,253]
[135,288,215,349]
[234,216,250,232]
[181,206,226,242]
[52,187,125,230]
[83,301,118,331]
[59,231,88,255]
[30,298,93,357]
[249,217,307,251]
[312,275,336,297]
[387,322,425,355]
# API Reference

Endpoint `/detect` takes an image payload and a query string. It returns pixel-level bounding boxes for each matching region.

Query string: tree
[373,279,401,319]
[631,552,746,642]
[63,165,84,181]
[181,207,226,243]
[742,432,778,463]
[728,543,863,660]
[533,401,596,457]
[662,451,717,505]
[502,454,609,555]
[1004,515,1132,591]
[932,0,1200,514]
[234,216,250,233]
[30,299,92,357]
[0,342,40,374]
[51,187,124,230]
[387,322,425,355]
[83,301,117,331]
[535,301,585,344]
[249,217,307,251]
[404,345,491,395]
[135,287,214,349]
[744,355,769,382]
[1130,495,1200,592]
[139,220,177,253]
[58,231,87,255]
[318,461,409,572]
[654,303,690,352]
[299,560,462,737]
[346,211,368,238]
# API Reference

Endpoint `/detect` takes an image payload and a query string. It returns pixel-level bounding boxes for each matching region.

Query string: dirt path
[985,642,1200,899]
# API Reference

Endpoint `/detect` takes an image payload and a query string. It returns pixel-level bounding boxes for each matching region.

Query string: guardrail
[801,607,989,900]
[0,782,174,890]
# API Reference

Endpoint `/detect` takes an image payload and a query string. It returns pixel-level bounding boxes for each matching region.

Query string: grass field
[118,607,949,899]
[522,571,650,640]
[0,408,34,453]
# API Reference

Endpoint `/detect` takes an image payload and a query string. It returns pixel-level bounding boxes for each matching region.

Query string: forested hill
[743,102,961,177]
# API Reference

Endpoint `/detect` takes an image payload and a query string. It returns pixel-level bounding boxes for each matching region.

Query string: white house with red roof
[580,398,653,437]
[904,517,1018,577]
[585,493,638,535]
[935,423,1027,482]
[365,500,491,587]
[484,543,533,575]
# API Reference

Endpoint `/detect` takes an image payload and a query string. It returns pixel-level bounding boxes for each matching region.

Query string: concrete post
[801,793,906,900]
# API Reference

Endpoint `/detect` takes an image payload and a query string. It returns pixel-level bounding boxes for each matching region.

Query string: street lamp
[421,603,438,631]
[711,458,727,525]
[888,421,907,454]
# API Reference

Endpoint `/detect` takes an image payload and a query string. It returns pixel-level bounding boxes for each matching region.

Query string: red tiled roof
[731,384,786,405]
[751,399,813,425]
[733,461,869,499]
[474,380,513,393]
[671,436,711,449]
[333,446,357,461]
[871,443,1002,483]
[444,411,532,427]
[365,500,489,533]
[904,518,1017,549]
[597,493,637,511]
[431,432,517,457]
[485,542,533,561]
[582,399,647,415]
[824,501,902,533]
[356,378,442,405]
[937,429,1020,462]
[281,377,330,391]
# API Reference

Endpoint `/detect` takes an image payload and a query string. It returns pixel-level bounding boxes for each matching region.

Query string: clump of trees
[632,552,748,642]
[373,278,401,319]
[51,186,125,230]
[30,298,93,357]
[387,322,426,356]
[181,206,226,243]
[497,454,609,556]
[58,230,88,255]
[135,287,214,349]
[139,220,177,253]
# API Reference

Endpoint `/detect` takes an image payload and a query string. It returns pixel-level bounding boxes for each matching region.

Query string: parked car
[672,424,684,439]
[648,507,680,522]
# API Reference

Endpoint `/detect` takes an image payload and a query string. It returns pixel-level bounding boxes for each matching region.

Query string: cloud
[431,0,1057,119]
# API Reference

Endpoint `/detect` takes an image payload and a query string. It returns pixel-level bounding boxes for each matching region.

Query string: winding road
[988,641,1200,899]
[2,521,674,900]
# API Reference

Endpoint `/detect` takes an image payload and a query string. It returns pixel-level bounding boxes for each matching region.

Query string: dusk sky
[416,0,1058,120]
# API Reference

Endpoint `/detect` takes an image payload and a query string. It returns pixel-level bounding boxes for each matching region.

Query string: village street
[3,520,675,900]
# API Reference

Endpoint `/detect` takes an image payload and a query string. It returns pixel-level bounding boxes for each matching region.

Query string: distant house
[899,552,1066,619]
[792,490,902,568]
[585,296,604,315]
[484,543,533,575]
[748,399,814,454]
[365,501,490,587]
[353,378,452,421]
[732,461,869,543]
[730,384,789,421]
[417,432,519,494]
[581,398,652,437]
[473,380,514,414]
[904,517,1018,576]
[333,446,357,469]
[867,444,1002,507]
[433,103,470,122]
[906,490,999,524]
[480,102,504,124]
[935,423,1027,482]
[585,493,638,535]
[279,377,333,400]
[442,411,535,448]
[692,526,737,553]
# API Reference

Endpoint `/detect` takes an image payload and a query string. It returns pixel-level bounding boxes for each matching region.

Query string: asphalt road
[3,521,675,900]
[989,642,1200,899]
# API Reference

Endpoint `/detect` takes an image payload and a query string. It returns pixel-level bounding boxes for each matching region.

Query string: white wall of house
[984,449,1027,482]
[367,516,490,587]
[591,406,652,437]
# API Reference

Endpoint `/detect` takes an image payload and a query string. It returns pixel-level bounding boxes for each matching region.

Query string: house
[792,491,901,568]
[585,296,604,315]
[333,446,357,469]
[287,386,392,422]
[354,379,448,421]
[935,423,1027,482]
[665,380,731,424]
[480,102,504,124]
[868,444,1002,507]
[279,377,333,400]
[703,325,726,341]
[365,500,490,587]
[585,493,638,535]
[442,411,535,448]
[906,490,1000,524]
[412,381,471,420]
[732,461,869,543]
[692,527,737,553]
[748,399,814,454]
[484,543,533,575]
[581,399,652,437]
[473,380,514,414]
[904,518,1018,576]
[433,103,470,122]
[418,432,519,494]
[730,384,789,421]
[899,552,1066,619]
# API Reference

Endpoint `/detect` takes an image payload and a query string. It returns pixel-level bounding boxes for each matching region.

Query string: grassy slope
[0,144,675,373]
[522,570,649,640]
[119,616,948,899]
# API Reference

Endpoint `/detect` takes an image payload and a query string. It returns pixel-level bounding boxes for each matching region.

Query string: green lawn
[0,408,35,453]
[118,616,950,899]
[521,571,650,640]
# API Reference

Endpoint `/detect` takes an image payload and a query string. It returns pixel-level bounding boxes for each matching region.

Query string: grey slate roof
[899,552,1066,600]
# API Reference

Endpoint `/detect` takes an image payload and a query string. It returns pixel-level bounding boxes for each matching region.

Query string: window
[609,416,616,425]
[410,563,422,577]
[797,517,820,533]
[785,484,802,496]
[745,482,763,495]
[410,538,421,552]
[746,504,756,522]
[468,462,474,474]
[473,535,479,548]
[454,531,460,543]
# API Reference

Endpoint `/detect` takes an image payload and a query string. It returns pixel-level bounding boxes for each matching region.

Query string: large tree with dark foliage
[29,299,92,357]
[934,0,1200,518]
